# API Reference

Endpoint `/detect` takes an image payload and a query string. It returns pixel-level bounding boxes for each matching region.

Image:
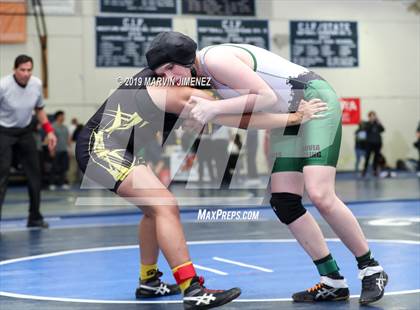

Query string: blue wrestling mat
[1,239,419,303]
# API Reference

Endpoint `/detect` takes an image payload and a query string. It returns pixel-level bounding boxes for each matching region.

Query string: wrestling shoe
[135,270,180,298]
[292,276,350,302]
[359,266,388,304]
[183,276,241,309]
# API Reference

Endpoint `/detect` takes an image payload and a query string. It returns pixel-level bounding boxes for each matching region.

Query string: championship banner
[96,17,172,67]
[340,97,360,125]
[0,0,26,43]
[100,0,177,14]
[290,20,358,68]
[197,19,269,49]
[182,0,255,16]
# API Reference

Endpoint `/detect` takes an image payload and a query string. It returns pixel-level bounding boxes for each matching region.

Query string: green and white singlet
[199,44,342,172]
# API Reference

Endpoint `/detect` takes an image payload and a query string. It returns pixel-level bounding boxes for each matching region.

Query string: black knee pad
[270,192,306,225]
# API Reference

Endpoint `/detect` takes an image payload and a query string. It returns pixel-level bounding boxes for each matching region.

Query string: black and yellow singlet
[75,68,179,192]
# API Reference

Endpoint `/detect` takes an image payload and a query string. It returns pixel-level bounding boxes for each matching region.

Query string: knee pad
[270,192,306,225]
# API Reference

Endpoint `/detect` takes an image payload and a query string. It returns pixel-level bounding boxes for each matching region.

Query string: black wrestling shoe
[359,266,388,305]
[135,270,180,298]
[292,276,349,302]
[27,219,49,229]
[183,276,241,309]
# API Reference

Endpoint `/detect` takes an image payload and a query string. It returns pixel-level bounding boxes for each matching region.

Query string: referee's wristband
[42,122,54,134]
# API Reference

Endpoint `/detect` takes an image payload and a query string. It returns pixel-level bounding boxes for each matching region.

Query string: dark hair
[14,54,33,69]
[54,110,65,120]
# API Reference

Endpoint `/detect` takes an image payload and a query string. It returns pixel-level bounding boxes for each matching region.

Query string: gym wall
[0,0,418,171]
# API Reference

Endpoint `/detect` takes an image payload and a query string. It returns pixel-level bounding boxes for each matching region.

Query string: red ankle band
[173,263,196,284]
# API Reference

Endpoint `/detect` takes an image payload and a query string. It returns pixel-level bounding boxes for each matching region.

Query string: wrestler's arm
[198,48,279,114]
[213,112,303,129]
[146,85,209,117]
[147,85,302,129]
[189,89,326,129]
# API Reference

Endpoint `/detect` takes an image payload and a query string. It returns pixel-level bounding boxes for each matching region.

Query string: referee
[0,55,57,228]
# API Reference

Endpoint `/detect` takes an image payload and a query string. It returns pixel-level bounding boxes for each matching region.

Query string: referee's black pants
[0,125,43,221]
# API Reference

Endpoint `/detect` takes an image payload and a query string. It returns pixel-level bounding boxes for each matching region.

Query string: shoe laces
[198,276,224,294]
[307,283,324,293]
[362,275,377,290]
